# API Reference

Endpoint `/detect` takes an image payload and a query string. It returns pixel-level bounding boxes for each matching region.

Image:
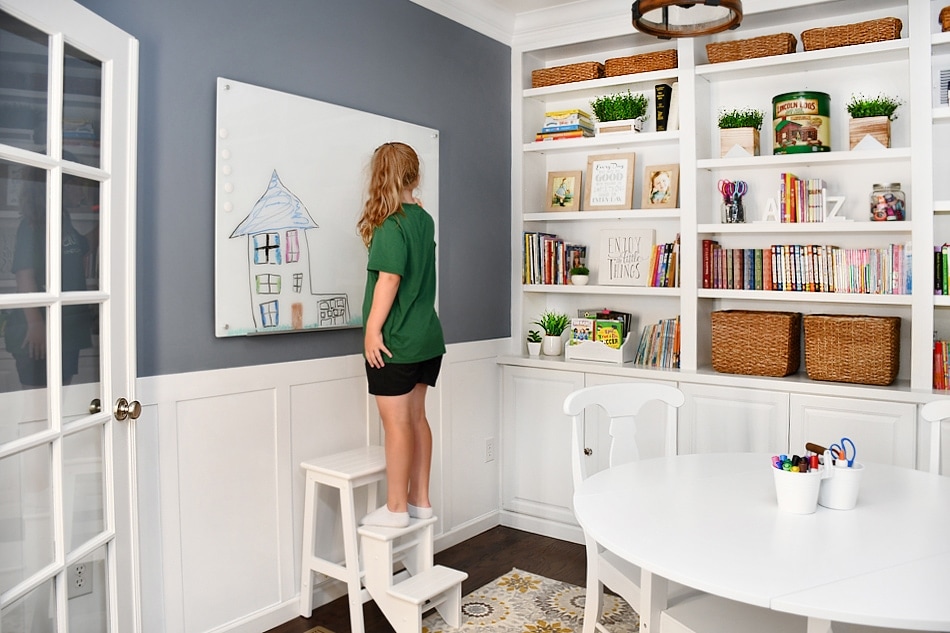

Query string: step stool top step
[358,516,437,540]
[388,565,468,605]
[301,445,386,478]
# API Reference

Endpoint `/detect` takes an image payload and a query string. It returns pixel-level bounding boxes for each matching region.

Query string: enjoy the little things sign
[599,229,655,286]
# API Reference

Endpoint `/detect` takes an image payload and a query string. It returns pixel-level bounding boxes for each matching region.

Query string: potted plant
[569,265,590,286]
[533,309,570,356]
[846,93,902,149]
[526,329,542,356]
[718,107,764,157]
[590,89,649,134]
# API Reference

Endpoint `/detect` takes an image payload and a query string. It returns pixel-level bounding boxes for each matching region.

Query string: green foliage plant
[717,108,764,130]
[570,265,590,276]
[533,310,570,336]
[527,329,543,343]
[590,90,649,122]
[846,93,903,121]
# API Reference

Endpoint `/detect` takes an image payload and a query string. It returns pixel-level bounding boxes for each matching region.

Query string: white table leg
[807,617,833,633]
[640,569,669,633]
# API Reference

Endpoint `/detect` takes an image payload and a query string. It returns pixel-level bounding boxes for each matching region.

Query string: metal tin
[773,91,831,154]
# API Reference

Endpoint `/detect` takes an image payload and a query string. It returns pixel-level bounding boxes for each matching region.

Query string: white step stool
[299,445,386,633]
[359,518,468,633]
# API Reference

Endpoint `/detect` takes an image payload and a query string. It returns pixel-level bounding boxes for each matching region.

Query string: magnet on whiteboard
[221,149,231,160]
[223,201,233,212]
[222,165,232,175]
[218,128,228,138]
[224,182,234,193]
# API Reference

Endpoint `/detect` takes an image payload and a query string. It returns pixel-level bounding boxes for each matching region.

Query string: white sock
[408,503,433,519]
[360,505,409,528]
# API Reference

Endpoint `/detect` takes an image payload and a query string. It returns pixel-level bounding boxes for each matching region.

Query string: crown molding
[408,0,516,44]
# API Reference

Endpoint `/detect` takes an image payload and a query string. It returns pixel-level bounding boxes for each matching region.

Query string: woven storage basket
[942,6,950,32]
[531,61,604,88]
[803,315,900,385]
[706,33,797,64]
[801,17,902,51]
[605,49,677,77]
[711,310,802,377]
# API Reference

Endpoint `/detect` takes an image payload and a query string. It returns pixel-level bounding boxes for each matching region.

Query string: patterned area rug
[422,568,639,632]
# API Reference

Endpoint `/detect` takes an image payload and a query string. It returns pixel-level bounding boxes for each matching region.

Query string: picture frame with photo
[642,164,680,209]
[583,152,636,211]
[545,171,582,211]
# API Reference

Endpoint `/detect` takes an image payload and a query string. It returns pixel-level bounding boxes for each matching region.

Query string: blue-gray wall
[75,0,512,377]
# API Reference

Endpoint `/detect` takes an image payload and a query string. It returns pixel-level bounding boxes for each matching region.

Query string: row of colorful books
[934,339,950,390]
[702,240,912,294]
[536,108,594,142]
[522,231,587,285]
[932,245,950,295]
[570,308,633,349]
[634,316,680,369]
[648,235,680,288]
[779,174,827,223]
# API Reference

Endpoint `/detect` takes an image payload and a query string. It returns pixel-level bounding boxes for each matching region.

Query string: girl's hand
[23,320,46,360]
[364,330,392,368]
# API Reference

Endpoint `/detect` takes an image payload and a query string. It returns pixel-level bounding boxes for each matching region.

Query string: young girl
[357,142,444,528]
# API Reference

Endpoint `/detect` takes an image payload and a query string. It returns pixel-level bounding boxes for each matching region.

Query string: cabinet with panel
[678,383,789,455]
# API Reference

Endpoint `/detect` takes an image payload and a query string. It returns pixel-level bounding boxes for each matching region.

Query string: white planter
[595,118,643,134]
[542,334,564,356]
[571,274,589,286]
[527,341,542,356]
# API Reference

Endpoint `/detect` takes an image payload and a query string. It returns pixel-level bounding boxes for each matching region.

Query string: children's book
[594,319,624,349]
[570,318,594,342]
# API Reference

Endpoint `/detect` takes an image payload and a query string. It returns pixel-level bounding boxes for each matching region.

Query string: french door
[0,1,139,631]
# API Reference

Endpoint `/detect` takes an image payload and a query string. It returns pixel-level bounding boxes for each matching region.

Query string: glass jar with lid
[870,183,905,221]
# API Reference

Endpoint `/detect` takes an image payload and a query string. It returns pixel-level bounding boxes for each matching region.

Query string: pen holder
[818,461,863,510]
[772,464,831,514]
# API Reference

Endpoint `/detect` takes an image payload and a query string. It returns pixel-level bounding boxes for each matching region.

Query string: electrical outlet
[67,562,93,599]
[485,437,496,462]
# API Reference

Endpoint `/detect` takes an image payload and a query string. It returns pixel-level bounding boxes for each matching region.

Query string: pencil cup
[818,462,863,510]
[772,467,823,514]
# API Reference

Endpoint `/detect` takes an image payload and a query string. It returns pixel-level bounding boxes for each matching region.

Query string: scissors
[732,180,748,198]
[717,179,735,199]
[828,437,856,467]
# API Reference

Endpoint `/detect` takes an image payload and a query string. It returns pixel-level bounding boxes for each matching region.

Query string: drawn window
[255,274,281,294]
[293,273,303,292]
[285,229,300,263]
[259,300,279,328]
[253,232,281,265]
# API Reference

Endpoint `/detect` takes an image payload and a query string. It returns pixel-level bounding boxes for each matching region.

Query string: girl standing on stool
[358,142,444,528]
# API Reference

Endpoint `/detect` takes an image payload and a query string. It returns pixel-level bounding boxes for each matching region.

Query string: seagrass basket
[801,17,902,51]
[531,61,604,88]
[605,49,677,77]
[803,315,900,385]
[711,310,802,377]
[706,33,797,64]
[941,6,950,32]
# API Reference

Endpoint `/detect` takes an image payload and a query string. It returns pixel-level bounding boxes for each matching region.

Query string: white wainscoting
[135,339,507,633]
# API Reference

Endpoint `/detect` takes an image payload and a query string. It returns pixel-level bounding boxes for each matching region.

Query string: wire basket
[711,310,802,377]
[803,315,900,385]
[801,17,902,51]
[531,61,604,88]
[605,49,677,77]
[941,6,950,32]
[705,33,797,64]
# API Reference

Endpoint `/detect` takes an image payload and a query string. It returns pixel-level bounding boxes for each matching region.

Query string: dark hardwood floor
[266,526,586,633]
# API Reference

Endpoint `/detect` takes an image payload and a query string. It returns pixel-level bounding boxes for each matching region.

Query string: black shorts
[365,355,442,396]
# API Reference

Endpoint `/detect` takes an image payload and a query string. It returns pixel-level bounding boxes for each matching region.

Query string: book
[535,129,594,141]
[594,319,624,349]
[654,83,672,132]
[570,318,594,342]
[540,122,594,134]
[666,82,679,131]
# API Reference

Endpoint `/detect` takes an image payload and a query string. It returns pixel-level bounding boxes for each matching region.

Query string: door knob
[89,398,101,414]
[114,397,142,421]
[584,447,593,456]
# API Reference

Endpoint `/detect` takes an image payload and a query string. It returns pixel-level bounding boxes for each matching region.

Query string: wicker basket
[941,6,950,32]
[803,315,900,385]
[531,61,604,88]
[711,310,802,377]
[706,33,797,64]
[801,17,902,51]
[605,49,677,77]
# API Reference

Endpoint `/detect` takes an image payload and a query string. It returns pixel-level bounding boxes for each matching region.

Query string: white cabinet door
[679,383,790,454]
[790,394,916,468]
[501,366,583,524]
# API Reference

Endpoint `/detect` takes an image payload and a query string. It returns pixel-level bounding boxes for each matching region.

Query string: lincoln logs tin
[773,91,831,154]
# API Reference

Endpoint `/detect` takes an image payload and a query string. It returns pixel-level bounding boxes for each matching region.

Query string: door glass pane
[0,11,48,155]
[63,44,101,169]
[63,302,100,421]
[0,159,47,296]
[0,443,53,595]
[0,577,56,633]
[63,425,105,551]
[63,174,99,291]
[66,545,109,632]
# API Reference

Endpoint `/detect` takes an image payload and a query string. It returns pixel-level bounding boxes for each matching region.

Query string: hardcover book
[594,319,624,349]
[654,83,672,132]
[571,318,595,342]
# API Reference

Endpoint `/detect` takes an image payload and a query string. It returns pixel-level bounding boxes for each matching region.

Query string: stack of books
[523,231,587,285]
[634,316,680,368]
[570,308,632,349]
[934,339,950,390]
[779,174,826,223]
[536,108,594,142]
[648,234,680,287]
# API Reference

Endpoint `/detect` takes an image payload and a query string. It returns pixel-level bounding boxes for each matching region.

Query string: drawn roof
[230,170,319,238]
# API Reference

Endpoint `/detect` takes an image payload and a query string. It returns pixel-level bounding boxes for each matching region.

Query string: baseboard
[434,512,500,552]
[499,510,584,545]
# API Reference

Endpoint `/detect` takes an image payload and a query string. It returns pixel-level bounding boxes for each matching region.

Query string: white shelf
[524,209,680,222]
[697,221,912,235]
[935,200,950,213]
[524,68,681,102]
[697,148,911,170]
[697,289,912,305]
[524,130,679,154]
[934,108,950,121]
[524,284,680,297]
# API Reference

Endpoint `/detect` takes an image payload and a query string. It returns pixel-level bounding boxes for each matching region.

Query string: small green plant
[717,108,764,130]
[527,329,543,343]
[533,310,570,336]
[590,90,649,122]
[570,265,589,276]
[846,93,903,120]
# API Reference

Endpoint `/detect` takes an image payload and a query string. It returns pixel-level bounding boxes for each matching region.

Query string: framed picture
[583,153,636,211]
[545,171,582,211]
[641,164,679,209]
[599,228,655,286]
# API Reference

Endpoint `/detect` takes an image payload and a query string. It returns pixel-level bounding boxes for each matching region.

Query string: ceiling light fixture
[632,0,743,39]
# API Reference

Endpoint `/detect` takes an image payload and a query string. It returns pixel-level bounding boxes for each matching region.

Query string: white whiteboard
[214,78,439,337]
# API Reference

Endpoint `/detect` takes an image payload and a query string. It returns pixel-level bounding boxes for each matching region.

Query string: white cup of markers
[771,443,862,513]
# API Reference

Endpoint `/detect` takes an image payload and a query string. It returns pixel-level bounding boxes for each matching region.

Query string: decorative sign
[584,153,636,211]
[599,228,655,286]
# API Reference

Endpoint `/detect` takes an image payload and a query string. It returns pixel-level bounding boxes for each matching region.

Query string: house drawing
[229,170,350,331]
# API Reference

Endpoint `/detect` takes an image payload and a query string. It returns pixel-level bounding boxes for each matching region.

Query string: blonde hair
[357,142,420,248]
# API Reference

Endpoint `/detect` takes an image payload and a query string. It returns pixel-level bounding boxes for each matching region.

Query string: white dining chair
[920,399,949,475]
[565,382,807,633]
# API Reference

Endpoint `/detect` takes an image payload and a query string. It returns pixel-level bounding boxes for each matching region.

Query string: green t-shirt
[362,203,445,363]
